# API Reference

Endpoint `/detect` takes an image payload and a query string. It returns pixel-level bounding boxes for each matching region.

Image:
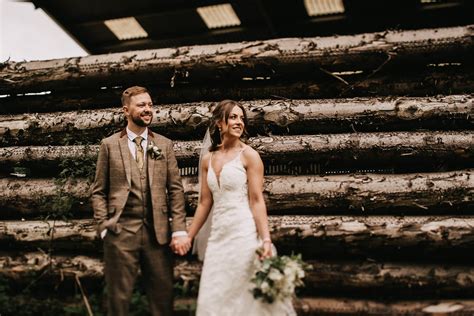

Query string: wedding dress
[196,148,296,316]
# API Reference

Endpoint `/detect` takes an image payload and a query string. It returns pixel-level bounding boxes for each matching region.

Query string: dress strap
[208,151,213,167]
[236,145,249,163]
[238,145,248,155]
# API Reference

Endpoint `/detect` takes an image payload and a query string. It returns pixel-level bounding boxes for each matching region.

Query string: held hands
[170,236,192,256]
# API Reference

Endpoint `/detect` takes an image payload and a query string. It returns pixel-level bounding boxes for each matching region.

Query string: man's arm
[91,140,109,236]
[165,139,187,232]
[165,139,190,255]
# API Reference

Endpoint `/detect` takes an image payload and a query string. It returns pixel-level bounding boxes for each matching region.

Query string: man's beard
[132,112,152,127]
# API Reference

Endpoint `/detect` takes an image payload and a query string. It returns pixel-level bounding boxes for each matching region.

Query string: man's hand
[170,236,192,256]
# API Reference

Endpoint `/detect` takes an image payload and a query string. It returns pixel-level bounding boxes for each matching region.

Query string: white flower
[268,268,283,282]
[147,143,163,160]
[250,251,311,304]
[260,281,270,293]
[283,267,296,284]
[297,267,305,279]
[281,280,295,296]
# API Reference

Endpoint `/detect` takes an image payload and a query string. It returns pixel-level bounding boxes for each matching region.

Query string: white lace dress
[196,149,296,316]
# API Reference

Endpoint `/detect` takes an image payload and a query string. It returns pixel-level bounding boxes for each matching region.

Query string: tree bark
[1,170,473,215]
[0,178,91,215]
[3,253,474,298]
[295,297,474,315]
[2,216,474,261]
[1,25,472,93]
[1,131,472,171]
[1,95,472,146]
[2,68,472,115]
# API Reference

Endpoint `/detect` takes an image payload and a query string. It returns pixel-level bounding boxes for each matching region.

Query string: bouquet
[250,249,312,304]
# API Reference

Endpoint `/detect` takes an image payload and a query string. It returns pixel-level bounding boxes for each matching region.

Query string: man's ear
[123,105,129,116]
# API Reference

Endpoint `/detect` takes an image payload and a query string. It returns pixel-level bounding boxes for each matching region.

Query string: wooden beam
[0,170,473,215]
[3,252,474,298]
[0,25,472,93]
[2,216,474,261]
[1,95,472,146]
[1,131,472,171]
[2,68,472,114]
[295,297,474,315]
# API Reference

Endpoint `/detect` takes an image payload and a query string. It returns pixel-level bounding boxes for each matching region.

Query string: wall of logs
[0,24,473,315]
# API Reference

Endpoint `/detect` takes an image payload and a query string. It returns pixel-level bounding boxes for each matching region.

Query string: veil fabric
[192,128,213,261]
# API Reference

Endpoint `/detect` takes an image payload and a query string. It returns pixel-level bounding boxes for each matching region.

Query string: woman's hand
[260,240,273,259]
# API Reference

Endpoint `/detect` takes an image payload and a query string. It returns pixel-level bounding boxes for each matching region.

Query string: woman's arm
[243,147,272,258]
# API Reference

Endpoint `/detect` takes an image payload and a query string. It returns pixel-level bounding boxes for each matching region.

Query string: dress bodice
[206,149,254,235]
[207,150,249,210]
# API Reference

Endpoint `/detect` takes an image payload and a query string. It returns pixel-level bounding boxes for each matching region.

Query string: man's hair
[121,86,149,106]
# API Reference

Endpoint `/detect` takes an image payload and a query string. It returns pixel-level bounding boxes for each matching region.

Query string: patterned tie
[133,136,144,171]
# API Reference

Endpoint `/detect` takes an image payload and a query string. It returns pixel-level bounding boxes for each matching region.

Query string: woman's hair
[208,100,249,152]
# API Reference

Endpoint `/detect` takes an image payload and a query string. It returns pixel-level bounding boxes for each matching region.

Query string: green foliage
[38,145,96,221]
[39,187,75,221]
[0,271,198,315]
[58,153,96,182]
[174,278,199,298]
[128,286,150,316]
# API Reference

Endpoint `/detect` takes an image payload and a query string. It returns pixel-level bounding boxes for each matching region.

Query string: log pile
[1,24,473,314]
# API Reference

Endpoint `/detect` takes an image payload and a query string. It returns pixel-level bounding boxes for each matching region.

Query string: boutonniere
[147,142,163,160]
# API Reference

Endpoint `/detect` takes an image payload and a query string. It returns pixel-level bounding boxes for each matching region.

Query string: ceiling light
[304,0,345,17]
[197,3,241,29]
[104,17,148,40]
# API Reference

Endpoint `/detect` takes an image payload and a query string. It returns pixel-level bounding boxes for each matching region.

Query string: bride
[182,100,295,315]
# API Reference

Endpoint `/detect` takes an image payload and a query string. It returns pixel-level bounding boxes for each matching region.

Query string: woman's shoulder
[242,144,256,154]
[241,145,261,163]
[201,152,212,167]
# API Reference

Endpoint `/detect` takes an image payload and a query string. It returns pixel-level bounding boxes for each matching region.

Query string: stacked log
[1,25,473,314]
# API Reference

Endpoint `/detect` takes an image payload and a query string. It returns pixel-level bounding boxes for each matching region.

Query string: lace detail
[196,150,295,316]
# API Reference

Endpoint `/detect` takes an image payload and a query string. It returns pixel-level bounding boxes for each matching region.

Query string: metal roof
[30,0,474,54]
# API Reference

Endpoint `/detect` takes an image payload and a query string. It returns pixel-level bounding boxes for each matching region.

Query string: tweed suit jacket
[91,128,187,245]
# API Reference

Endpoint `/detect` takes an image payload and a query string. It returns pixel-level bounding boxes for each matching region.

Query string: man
[91,86,190,316]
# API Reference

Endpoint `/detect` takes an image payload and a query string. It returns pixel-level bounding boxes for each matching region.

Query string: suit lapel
[119,130,132,187]
[147,129,155,187]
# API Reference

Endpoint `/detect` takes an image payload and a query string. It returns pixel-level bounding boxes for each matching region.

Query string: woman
[184,100,295,315]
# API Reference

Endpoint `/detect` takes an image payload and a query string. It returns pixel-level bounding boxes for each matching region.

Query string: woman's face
[219,105,245,139]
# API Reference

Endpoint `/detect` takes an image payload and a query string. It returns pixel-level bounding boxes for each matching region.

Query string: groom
[91,86,190,316]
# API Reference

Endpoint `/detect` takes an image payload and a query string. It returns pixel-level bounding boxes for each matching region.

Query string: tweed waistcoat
[119,151,153,233]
